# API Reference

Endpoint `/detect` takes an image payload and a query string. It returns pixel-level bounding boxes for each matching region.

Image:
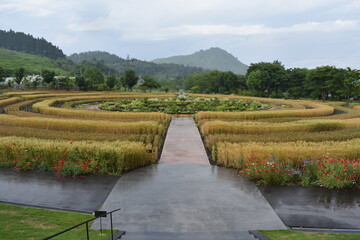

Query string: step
[119,231,257,240]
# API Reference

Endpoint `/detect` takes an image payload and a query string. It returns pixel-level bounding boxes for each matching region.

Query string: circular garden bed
[95,96,273,114]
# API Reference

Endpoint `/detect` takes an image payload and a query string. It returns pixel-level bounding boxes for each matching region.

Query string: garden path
[93,116,286,239]
[159,115,209,165]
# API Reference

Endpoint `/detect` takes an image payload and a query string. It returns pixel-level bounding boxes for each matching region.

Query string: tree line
[183,61,360,104]
[0,29,65,60]
[0,66,162,92]
[68,51,207,81]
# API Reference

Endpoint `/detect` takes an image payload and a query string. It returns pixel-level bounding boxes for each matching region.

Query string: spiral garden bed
[0,91,359,189]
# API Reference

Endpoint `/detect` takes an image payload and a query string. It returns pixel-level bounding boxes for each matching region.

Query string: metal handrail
[43,208,122,240]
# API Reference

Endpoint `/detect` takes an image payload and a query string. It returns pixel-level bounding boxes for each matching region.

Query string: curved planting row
[0,91,172,177]
[193,94,360,189]
[200,118,360,135]
[31,94,175,123]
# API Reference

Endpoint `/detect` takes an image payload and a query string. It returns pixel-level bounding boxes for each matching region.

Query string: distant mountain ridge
[68,51,206,80]
[152,47,248,75]
[0,29,65,60]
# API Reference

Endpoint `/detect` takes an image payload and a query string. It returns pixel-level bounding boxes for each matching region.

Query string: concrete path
[160,116,209,165]
[94,116,286,239]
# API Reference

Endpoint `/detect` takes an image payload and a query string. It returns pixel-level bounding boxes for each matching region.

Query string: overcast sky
[1,0,359,69]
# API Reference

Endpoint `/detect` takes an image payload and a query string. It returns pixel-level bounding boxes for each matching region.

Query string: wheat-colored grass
[215,139,360,168]
[204,128,360,148]
[0,97,21,106]
[200,118,360,135]
[0,136,156,175]
[0,114,165,135]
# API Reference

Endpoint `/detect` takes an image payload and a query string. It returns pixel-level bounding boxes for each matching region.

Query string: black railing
[43,208,124,240]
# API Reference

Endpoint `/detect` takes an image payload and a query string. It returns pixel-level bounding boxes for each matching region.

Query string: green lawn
[261,230,360,240]
[0,203,112,240]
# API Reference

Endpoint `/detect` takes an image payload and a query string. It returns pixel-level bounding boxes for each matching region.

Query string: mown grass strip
[0,203,112,240]
[259,230,360,240]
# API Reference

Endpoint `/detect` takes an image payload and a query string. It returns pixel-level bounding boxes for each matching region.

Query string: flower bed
[0,137,156,177]
[239,157,359,189]
[98,97,271,114]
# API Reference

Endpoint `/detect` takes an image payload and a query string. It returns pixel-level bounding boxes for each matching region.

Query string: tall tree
[83,67,105,91]
[338,68,360,106]
[75,76,87,91]
[305,66,338,101]
[139,76,161,92]
[0,66,5,82]
[41,69,55,84]
[121,69,139,91]
[14,67,25,85]
[286,68,308,99]
[246,61,287,97]
[106,75,117,89]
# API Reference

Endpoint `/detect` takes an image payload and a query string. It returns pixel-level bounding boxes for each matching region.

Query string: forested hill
[0,29,65,60]
[68,51,206,80]
[152,47,248,75]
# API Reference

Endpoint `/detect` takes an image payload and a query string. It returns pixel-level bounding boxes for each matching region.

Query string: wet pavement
[93,164,286,232]
[160,116,209,165]
[260,186,360,229]
[94,116,286,237]
[0,168,119,213]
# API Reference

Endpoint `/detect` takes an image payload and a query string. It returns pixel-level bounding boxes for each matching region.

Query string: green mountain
[152,47,248,75]
[68,51,206,80]
[0,48,71,75]
[0,29,65,60]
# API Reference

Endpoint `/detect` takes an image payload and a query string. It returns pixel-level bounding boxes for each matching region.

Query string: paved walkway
[94,116,286,238]
[160,116,209,165]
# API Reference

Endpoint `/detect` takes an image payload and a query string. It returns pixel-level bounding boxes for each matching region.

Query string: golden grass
[215,139,360,168]
[20,92,103,100]
[311,103,360,119]
[196,103,334,121]
[31,95,174,123]
[189,93,306,109]
[0,91,178,174]
[0,136,156,175]
[0,114,165,135]
[0,125,158,144]
[2,91,52,97]
[354,105,360,110]
[3,100,37,113]
[200,118,360,135]
[204,128,360,147]
[0,97,21,106]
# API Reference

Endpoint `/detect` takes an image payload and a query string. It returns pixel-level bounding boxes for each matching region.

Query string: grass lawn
[0,203,113,240]
[260,230,360,240]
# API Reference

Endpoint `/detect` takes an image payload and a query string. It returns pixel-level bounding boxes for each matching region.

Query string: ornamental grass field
[1,91,359,188]
[194,94,360,189]
[0,91,174,177]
